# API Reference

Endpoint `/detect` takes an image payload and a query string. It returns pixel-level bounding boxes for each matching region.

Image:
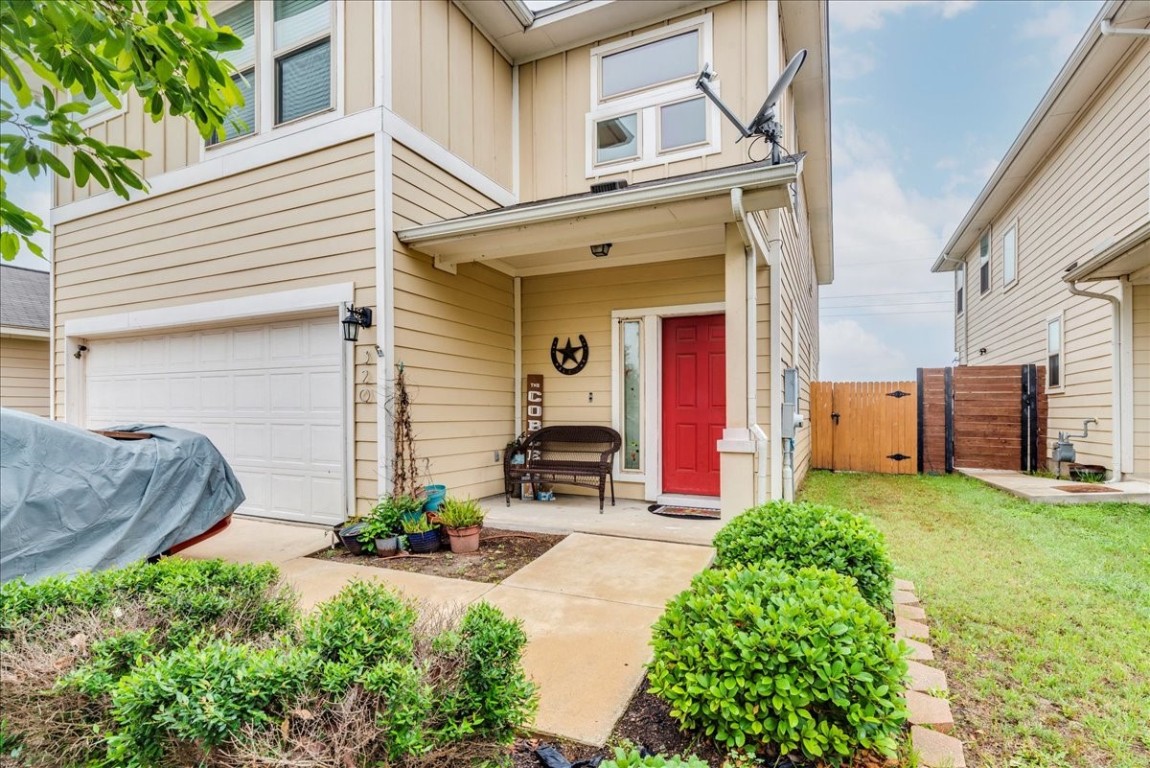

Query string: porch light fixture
[341,304,373,342]
[590,242,612,258]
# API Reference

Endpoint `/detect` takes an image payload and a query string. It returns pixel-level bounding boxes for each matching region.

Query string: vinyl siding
[53,136,378,513]
[391,0,515,190]
[0,337,50,417]
[57,0,376,206]
[522,256,725,500]
[391,143,516,502]
[516,0,778,202]
[956,41,1149,470]
[1133,283,1150,477]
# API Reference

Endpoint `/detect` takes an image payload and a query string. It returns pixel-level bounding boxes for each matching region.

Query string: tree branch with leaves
[0,0,246,260]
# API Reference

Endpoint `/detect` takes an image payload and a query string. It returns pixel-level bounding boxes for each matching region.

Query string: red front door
[661,314,725,496]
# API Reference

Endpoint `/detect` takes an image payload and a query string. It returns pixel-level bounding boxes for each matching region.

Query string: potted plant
[358,496,404,555]
[337,519,368,555]
[402,515,440,554]
[437,497,486,554]
[393,494,427,527]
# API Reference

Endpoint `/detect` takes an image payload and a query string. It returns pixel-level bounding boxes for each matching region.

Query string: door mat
[648,504,721,520]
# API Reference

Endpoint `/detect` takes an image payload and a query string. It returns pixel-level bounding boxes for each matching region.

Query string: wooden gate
[812,380,917,474]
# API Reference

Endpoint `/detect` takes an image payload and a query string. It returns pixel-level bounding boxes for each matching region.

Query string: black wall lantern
[342,304,373,342]
[590,242,612,258]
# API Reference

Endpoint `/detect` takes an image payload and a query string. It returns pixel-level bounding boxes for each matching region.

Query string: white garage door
[85,315,345,525]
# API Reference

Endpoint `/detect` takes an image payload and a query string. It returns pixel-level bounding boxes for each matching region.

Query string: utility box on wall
[782,367,805,439]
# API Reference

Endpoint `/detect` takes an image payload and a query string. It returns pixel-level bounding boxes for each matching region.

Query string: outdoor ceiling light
[341,304,373,343]
[590,242,612,258]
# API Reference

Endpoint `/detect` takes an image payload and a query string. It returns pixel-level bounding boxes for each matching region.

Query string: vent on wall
[590,179,628,194]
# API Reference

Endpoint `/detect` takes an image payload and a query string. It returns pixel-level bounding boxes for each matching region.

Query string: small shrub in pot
[712,500,894,611]
[648,563,907,764]
[437,497,485,553]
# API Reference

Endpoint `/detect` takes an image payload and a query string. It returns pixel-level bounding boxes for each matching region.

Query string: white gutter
[397,159,801,245]
[503,0,534,29]
[1066,280,1124,479]
[1101,18,1150,36]
[0,326,51,339]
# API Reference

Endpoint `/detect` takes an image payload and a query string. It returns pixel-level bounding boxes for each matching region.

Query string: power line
[822,308,954,317]
[822,289,951,300]
[820,300,952,309]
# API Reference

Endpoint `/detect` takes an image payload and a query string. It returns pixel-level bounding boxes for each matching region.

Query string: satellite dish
[695,49,807,165]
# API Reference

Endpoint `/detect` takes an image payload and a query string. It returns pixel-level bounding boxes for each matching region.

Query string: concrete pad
[896,617,930,641]
[959,468,1149,505]
[906,659,949,692]
[482,584,663,746]
[893,589,920,605]
[502,533,713,608]
[907,690,954,732]
[899,636,935,661]
[177,517,332,564]
[896,603,927,620]
[912,725,967,768]
[895,578,916,591]
[276,557,494,612]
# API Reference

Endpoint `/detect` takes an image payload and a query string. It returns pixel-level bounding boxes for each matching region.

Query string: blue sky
[820,0,1103,379]
[3,0,1105,380]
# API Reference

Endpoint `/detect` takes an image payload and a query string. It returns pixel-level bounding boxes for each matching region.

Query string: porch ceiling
[396,158,799,276]
[1064,222,1150,284]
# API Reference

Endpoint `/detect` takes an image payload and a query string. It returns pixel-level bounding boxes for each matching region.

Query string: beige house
[932,0,1149,481]
[0,265,51,417]
[49,0,833,524]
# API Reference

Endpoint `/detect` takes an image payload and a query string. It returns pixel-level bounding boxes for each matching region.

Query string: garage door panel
[85,316,345,525]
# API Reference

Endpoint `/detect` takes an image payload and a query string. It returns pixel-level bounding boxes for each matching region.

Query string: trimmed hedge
[648,563,907,764]
[712,501,894,611]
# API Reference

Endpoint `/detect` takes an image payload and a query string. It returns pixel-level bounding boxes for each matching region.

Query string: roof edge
[1063,221,1150,282]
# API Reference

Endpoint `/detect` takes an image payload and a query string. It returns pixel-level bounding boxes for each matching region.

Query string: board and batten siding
[1133,283,1150,478]
[390,0,515,191]
[56,0,376,206]
[53,137,379,513]
[391,143,516,501]
[521,256,725,500]
[0,337,51,417]
[516,0,776,202]
[956,41,1149,470]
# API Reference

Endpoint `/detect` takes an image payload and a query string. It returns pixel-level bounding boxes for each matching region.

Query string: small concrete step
[896,616,930,640]
[912,725,967,767]
[895,603,926,620]
[899,636,935,661]
[906,690,954,733]
[893,589,920,605]
[906,659,949,692]
[895,577,916,591]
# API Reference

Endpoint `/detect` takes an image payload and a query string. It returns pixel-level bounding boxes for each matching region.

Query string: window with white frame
[1047,313,1063,389]
[979,230,991,294]
[955,262,965,315]
[620,319,644,471]
[588,16,718,175]
[210,0,334,146]
[1002,222,1018,286]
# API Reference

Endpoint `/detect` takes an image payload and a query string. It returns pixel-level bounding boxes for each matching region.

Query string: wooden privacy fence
[812,365,1047,475]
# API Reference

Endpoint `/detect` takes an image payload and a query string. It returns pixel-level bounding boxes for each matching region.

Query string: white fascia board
[398,159,800,246]
[1064,221,1150,282]
[0,326,51,339]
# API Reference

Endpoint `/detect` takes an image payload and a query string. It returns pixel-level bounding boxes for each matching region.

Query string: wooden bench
[504,425,622,512]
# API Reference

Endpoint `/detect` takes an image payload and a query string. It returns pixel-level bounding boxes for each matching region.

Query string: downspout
[731,188,768,504]
[1100,19,1150,37]
[1066,280,1123,479]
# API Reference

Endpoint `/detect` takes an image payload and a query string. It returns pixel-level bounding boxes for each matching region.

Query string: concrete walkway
[959,468,1150,504]
[179,519,713,746]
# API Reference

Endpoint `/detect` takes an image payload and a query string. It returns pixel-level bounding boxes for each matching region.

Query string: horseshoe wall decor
[551,335,589,375]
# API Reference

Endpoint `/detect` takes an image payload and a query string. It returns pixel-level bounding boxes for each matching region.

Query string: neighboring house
[932,0,1149,482]
[49,0,833,523]
[0,264,51,417]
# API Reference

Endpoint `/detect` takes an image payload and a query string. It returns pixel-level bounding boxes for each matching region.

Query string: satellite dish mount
[694,49,807,165]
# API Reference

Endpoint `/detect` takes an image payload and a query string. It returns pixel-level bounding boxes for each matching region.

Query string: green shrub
[599,746,709,768]
[437,497,486,528]
[361,660,434,760]
[59,629,158,698]
[106,638,313,767]
[648,564,907,764]
[712,501,894,610]
[436,601,537,743]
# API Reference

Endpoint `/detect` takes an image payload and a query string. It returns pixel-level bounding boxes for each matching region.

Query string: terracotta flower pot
[446,525,481,554]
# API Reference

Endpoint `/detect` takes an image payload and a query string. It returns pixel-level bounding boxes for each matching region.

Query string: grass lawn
[799,471,1150,768]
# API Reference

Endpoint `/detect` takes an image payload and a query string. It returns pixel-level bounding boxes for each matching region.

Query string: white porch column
[718,222,757,517]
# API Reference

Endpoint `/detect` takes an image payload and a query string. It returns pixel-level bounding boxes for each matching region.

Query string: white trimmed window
[955,263,965,315]
[979,230,991,294]
[1047,313,1064,390]
[210,0,335,146]
[587,15,719,176]
[1002,222,1018,287]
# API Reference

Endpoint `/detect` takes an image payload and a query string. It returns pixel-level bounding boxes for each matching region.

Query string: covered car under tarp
[0,409,245,583]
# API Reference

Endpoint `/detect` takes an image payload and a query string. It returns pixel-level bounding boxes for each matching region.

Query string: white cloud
[834,44,878,80]
[831,0,976,32]
[819,319,913,380]
[1020,3,1090,65]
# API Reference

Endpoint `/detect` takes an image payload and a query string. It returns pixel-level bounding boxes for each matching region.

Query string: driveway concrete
[277,557,494,612]
[177,517,332,564]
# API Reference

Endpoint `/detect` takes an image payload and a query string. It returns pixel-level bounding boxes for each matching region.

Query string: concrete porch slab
[480,494,723,546]
[958,468,1149,504]
[501,533,713,608]
[176,517,333,564]
[276,557,494,612]
[481,584,663,746]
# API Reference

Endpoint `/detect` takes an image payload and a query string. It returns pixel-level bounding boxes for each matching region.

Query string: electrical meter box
[781,368,805,438]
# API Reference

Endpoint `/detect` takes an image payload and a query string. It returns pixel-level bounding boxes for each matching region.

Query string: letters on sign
[526,375,544,435]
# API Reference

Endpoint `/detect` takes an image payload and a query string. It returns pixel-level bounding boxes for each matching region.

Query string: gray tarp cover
[1,409,245,583]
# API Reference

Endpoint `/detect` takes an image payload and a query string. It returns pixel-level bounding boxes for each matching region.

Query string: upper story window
[587,15,718,176]
[210,0,334,146]
[1002,222,1018,287]
[955,263,965,315]
[1047,313,1063,389]
[979,230,991,294]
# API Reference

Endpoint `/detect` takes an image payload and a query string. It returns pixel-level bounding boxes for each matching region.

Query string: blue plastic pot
[407,529,440,554]
[423,484,447,512]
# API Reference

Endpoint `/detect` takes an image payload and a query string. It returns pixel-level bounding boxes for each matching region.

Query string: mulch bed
[308,528,566,584]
